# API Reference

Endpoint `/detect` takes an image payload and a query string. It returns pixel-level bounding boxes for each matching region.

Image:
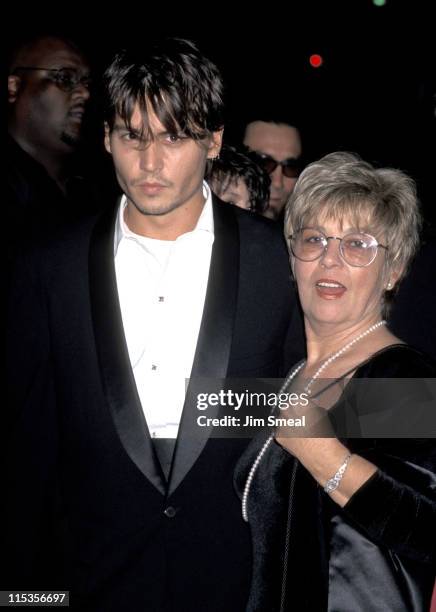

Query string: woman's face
[212,177,251,210]
[292,216,391,332]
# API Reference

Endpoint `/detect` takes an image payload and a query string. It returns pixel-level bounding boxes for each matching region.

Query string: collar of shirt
[113,180,214,256]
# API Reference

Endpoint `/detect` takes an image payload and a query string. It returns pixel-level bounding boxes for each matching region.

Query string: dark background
[7,0,436,223]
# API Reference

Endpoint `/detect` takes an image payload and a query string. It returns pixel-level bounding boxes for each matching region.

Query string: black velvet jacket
[235,346,436,611]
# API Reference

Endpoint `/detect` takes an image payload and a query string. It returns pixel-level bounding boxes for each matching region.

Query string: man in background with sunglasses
[7,34,99,262]
[243,115,303,221]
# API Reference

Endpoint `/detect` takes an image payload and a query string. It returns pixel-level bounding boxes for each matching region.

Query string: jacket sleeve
[342,439,436,564]
[4,251,64,588]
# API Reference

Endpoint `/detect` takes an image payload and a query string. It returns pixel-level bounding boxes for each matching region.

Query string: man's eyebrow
[111,126,185,139]
[59,64,90,73]
[282,156,301,163]
[156,129,185,137]
[112,125,140,133]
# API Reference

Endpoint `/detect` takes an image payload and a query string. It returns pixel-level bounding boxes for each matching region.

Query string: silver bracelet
[324,453,352,494]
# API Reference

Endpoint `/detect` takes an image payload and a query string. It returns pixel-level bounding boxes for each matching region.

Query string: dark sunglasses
[249,151,302,178]
[12,66,92,92]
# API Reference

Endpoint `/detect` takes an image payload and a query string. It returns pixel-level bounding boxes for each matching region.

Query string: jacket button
[164,506,177,518]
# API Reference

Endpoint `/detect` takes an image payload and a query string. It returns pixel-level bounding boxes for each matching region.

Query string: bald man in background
[7,34,100,260]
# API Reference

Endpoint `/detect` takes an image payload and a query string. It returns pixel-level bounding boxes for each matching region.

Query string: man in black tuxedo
[5,39,304,611]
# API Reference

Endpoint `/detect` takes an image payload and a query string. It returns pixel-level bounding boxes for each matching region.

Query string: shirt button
[164,506,177,518]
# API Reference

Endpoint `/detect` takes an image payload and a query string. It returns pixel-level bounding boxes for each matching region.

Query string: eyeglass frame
[288,228,389,267]
[248,150,302,179]
[11,66,92,92]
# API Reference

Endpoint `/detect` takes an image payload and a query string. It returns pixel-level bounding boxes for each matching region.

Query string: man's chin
[265,199,286,220]
[61,130,81,149]
[132,202,180,217]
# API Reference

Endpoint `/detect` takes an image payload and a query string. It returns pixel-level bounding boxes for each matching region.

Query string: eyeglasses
[12,66,92,92]
[249,151,302,178]
[289,228,388,267]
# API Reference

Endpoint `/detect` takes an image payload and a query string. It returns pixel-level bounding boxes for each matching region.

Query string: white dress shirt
[114,182,214,438]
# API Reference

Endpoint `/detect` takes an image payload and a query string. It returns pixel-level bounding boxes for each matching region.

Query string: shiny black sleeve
[343,440,436,564]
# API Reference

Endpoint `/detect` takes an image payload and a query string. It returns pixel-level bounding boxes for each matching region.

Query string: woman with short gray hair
[236,152,435,611]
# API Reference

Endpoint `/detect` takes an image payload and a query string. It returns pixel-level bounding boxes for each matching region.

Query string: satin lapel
[88,206,166,495]
[168,199,240,496]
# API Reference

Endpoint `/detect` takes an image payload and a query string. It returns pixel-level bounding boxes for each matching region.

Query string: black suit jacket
[6,135,104,265]
[5,197,304,611]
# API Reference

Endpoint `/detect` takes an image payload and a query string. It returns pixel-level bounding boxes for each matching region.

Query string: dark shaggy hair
[207,144,271,213]
[103,38,224,140]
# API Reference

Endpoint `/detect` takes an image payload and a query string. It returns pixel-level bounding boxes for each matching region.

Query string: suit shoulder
[233,205,283,234]
[10,213,106,285]
[28,211,105,255]
[358,345,436,378]
[230,205,288,255]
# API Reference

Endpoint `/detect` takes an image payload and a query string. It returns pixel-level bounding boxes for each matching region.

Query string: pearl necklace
[241,319,386,522]
[303,319,386,395]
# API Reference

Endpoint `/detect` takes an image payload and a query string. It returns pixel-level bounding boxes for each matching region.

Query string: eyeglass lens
[50,68,91,91]
[264,157,300,178]
[291,229,379,266]
[252,153,301,178]
[12,66,91,92]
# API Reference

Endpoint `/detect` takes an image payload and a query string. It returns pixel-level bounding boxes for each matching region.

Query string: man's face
[105,103,222,235]
[8,38,91,154]
[244,121,302,220]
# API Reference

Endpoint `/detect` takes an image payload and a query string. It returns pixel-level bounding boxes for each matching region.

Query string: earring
[386,282,393,290]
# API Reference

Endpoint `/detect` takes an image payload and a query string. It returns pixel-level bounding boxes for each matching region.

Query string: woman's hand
[274,393,335,454]
[274,396,377,507]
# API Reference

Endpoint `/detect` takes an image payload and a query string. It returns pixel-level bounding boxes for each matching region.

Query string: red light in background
[309,54,323,68]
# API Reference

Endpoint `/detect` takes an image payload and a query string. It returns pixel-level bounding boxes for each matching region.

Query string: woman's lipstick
[315,278,347,299]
